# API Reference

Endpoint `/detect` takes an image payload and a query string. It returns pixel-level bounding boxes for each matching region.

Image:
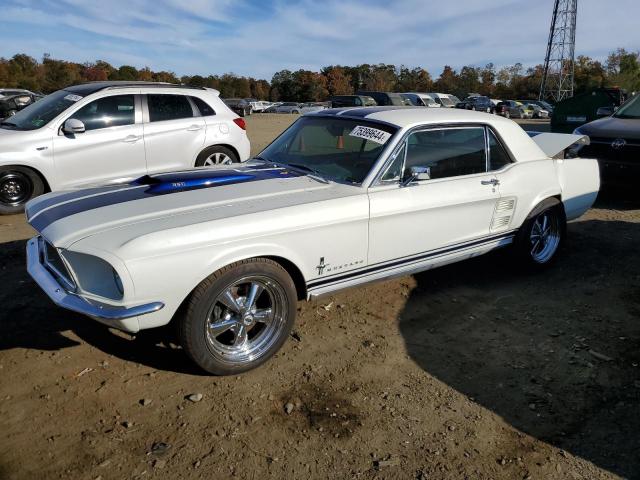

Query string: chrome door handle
[481,179,500,186]
[187,124,203,131]
[122,135,141,143]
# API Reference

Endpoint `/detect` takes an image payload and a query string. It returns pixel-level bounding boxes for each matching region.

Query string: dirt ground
[1,114,639,480]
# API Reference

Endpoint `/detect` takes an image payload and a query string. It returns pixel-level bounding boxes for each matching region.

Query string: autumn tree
[322,66,352,96]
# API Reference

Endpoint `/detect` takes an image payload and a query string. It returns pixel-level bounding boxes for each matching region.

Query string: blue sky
[2,0,638,79]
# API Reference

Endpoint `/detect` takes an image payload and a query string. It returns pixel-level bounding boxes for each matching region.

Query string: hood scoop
[133,171,254,195]
[132,165,303,195]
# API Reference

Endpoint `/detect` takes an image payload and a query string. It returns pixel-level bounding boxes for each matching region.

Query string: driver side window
[70,95,135,131]
[403,127,487,181]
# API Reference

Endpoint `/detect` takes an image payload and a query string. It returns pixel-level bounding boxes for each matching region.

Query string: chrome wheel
[529,210,561,263]
[204,276,286,364]
[203,152,233,166]
[0,171,32,207]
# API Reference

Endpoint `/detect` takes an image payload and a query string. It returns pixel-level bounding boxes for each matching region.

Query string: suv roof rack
[64,81,207,96]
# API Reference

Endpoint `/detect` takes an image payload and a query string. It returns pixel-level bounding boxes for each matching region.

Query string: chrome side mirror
[402,166,431,186]
[62,118,85,134]
[596,106,614,118]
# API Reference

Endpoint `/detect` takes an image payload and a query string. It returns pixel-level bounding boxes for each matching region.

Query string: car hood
[26,162,360,249]
[578,116,640,140]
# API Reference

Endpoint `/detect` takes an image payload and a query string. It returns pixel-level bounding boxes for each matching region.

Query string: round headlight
[113,268,124,295]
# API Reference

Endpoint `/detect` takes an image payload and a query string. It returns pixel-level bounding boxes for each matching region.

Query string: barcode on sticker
[349,125,391,144]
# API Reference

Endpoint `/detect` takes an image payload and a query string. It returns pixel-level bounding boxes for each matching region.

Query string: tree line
[1,49,638,102]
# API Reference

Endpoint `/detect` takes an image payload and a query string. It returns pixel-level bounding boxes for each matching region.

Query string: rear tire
[0,167,44,215]
[178,258,297,375]
[512,198,566,270]
[195,145,239,167]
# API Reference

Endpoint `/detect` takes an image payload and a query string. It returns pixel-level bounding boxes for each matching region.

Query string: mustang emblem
[316,257,329,275]
[611,138,626,150]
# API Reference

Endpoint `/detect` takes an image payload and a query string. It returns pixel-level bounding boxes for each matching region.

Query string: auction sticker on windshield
[349,125,391,144]
[63,94,83,102]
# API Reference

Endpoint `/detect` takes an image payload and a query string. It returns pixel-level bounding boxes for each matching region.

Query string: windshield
[0,90,80,130]
[440,97,455,107]
[614,94,640,119]
[258,116,397,184]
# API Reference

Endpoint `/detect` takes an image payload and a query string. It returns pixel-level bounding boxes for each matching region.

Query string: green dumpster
[550,88,625,133]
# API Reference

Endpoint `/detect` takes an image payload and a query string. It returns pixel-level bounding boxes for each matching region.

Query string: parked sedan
[273,102,302,114]
[0,91,43,119]
[299,102,328,114]
[355,91,405,106]
[495,100,528,119]
[25,108,599,375]
[0,81,251,214]
[223,98,252,117]
[455,96,494,113]
[523,103,549,119]
[400,93,440,107]
[329,95,377,108]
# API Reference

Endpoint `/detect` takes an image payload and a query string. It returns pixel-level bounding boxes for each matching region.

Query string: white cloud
[1,0,638,79]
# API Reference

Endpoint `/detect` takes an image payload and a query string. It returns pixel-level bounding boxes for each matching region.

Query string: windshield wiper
[285,163,331,184]
[0,121,18,128]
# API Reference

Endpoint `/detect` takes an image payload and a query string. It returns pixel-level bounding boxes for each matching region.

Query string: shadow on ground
[0,239,203,375]
[399,217,640,478]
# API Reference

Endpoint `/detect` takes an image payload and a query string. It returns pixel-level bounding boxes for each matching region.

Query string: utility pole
[539,0,578,102]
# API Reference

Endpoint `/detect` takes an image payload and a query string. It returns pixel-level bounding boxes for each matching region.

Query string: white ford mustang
[25,107,599,375]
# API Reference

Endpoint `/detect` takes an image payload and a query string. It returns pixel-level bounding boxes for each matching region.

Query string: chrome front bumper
[26,236,164,321]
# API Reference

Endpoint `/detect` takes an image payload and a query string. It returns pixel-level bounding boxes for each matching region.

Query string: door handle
[481,179,500,186]
[187,124,203,131]
[122,135,141,143]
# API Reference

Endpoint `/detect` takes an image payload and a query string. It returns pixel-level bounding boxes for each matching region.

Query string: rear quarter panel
[554,157,600,220]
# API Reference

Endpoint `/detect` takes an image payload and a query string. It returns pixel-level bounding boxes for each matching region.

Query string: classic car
[25,107,600,375]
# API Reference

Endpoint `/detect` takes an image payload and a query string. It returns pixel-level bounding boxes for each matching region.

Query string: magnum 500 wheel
[179,258,297,375]
[513,198,566,269]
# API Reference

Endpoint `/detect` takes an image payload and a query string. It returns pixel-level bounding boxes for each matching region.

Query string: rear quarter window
[191,96,216,116]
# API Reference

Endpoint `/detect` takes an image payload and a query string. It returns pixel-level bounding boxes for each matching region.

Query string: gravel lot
[1,114,639,480]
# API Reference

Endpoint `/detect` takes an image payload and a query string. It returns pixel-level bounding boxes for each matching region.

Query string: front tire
[0,167,44,215]
[195,145,239,167]
[178,258,297,375]
[513,198,566,269]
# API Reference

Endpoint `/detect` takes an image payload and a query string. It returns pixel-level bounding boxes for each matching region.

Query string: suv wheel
[178,258,297,375]
[0,167,44,215]
[195,146,239,167]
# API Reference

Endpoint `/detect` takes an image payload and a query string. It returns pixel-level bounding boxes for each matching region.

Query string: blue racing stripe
[29,166,302,232]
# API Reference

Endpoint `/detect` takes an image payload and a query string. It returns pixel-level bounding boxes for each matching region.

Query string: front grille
[42,239,75,290]
[580,138,640,165]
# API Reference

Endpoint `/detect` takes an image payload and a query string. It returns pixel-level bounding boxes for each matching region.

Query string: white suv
[0,81,251,214]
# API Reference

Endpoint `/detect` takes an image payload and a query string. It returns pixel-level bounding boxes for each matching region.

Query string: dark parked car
[0,91,43,119]
[495,100,528,119]
[355,91,405,106]
[329,95,377,108]
[455,96,494,113]
[222,98,251,117]
[573,93,640,185]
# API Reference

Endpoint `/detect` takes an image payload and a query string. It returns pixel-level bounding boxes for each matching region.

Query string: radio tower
[539,0,578,102]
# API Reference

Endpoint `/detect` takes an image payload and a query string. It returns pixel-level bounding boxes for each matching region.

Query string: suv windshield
[0,90,80,131]
[614,94,640,119]
[258,116,397,184]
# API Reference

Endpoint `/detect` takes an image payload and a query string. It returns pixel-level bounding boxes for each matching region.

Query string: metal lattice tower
[539,0,578,102]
